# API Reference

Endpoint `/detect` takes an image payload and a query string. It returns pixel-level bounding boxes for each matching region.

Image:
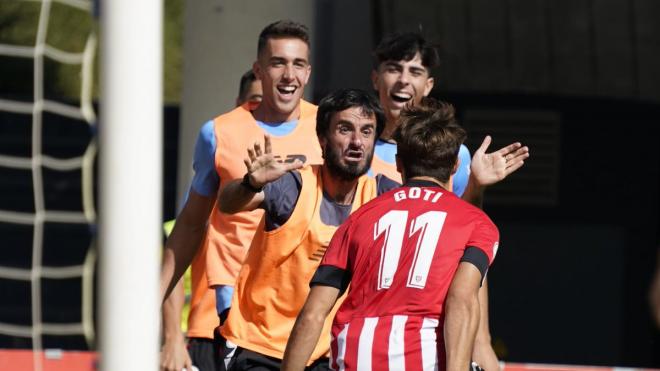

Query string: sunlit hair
[373,32,440,70]
[393,98,466,183]
[257,20,310,57]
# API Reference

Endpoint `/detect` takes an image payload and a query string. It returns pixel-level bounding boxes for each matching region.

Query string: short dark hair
[316,88,386,140]
[238,69,258,102]
[393,98,466,183]
[373,32,440,70]
[257,20,310,56]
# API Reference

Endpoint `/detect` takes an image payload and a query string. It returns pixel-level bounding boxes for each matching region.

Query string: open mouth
[277,85,297,98]
[390,92,412,103]
[345,150,364,162]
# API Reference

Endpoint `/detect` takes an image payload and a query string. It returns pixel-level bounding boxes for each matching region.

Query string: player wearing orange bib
[217,89,392,370]
[160,70,264,371]
[160,20,322,371]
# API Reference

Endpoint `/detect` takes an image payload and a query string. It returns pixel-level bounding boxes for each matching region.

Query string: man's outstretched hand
[470,135,529,187]
[244,134,304,188]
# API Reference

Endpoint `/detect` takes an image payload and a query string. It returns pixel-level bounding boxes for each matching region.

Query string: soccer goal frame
[99,0,163,369]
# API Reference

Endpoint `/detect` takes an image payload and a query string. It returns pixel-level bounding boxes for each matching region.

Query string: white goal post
[99,0,162,369]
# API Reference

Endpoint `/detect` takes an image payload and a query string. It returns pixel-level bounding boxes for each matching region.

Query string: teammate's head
[316,88,385,181]
[257,20,310,57]
[371,32,439,131]
[393,98,465,183]
[253,20,312,122]
[236,70,263,110]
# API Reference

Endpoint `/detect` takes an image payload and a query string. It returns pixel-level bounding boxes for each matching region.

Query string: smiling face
[253,37,311,123]
[372,52,434,133]
[319,106,377,181]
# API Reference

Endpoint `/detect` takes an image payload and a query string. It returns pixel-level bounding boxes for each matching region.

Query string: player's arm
[160,278,192,371]
[282,285,341,371]
[472,279,500,371]
[459,136,525,369]
[160,190,216,302]
[444,262,483,371]
[161,122,218,301]
[459,135,525,369]
[461,135,529,207]
[218,134,303,214]
[461,219,499,371]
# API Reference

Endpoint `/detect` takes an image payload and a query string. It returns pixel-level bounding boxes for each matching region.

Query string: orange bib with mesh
[187,102,321,338]
[221,165,377,362]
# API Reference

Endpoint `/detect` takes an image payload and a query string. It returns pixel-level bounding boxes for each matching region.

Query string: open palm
[244,135,304,188]
[470,135,530,187]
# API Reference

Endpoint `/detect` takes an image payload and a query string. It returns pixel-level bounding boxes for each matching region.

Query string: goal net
[0,0,97,368]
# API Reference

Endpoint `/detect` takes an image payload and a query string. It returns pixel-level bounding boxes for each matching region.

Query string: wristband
[241,173,263,193]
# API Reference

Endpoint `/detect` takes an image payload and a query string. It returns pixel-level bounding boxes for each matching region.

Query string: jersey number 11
[374,210,447,290]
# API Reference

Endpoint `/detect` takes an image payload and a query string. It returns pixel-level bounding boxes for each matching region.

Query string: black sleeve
[460,246,490,282]
[376,174,401,195]
[259,171,302,231]
[310,265,352,296]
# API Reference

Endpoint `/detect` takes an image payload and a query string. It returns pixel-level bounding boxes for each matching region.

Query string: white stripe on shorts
[421,317,439,371]
[357,317,379,371]
[389,315,408,371]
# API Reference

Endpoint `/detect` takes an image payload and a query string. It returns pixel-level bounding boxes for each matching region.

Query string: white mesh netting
[0,0,97,367]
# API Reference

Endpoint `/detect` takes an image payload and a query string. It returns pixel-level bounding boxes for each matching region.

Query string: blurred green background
[0,0,182,103]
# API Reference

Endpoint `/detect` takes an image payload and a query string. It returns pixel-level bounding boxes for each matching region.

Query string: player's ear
[303,64,312,85]
[252,60,262,80]
[423,76,434,97]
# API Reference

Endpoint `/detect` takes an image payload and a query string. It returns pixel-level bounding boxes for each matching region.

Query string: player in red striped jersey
[283,99,505,371]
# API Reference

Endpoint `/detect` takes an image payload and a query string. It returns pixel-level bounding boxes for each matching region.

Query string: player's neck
[406,175,450,189]
[252,102,300,123]
[320,166,359,205]
[379,119,398,143]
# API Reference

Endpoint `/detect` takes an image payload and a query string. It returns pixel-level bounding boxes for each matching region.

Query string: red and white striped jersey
[330,315,441,371]
[311,180,499,371]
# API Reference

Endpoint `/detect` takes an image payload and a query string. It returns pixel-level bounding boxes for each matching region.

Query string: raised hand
[244,134,304,189]
[470,135,529,187]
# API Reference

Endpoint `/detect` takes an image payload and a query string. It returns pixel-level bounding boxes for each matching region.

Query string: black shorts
[187,335,221,371]
[217,339,330,371]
